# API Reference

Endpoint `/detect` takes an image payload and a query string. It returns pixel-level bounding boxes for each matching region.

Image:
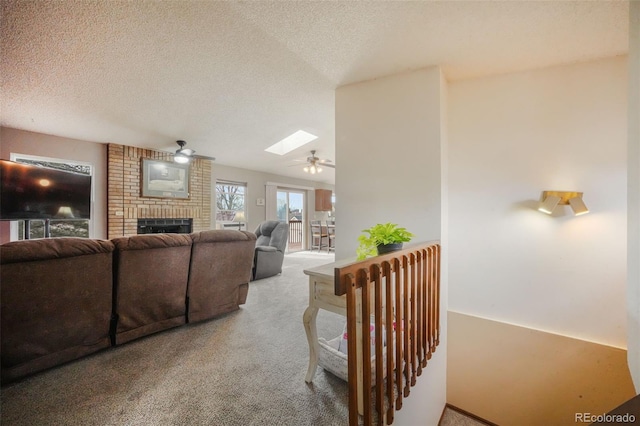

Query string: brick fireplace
[107,144,211,238]
[137,218,193,234]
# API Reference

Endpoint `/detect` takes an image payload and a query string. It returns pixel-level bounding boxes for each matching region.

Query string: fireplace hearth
[137,218,192,234]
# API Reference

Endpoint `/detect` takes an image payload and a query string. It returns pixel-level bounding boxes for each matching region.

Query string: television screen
[0,159,91,220]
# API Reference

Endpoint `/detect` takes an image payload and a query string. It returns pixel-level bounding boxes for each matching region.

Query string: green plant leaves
[355,222,414,260]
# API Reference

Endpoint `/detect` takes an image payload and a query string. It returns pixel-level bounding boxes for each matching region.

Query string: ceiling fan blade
[193,154,216,161]
[295,162,335,169]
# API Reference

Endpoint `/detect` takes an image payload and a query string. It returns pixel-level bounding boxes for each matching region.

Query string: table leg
[303,305,320,383]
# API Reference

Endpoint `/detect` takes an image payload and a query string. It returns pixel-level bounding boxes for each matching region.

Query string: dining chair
[326,220,335,253]
[309,220,328,252]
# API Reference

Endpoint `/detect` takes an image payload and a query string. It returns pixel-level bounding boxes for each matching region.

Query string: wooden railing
[288,220,303,244]
[334,241,441,426]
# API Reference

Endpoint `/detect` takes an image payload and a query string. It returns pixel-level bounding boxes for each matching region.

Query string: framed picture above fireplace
[141,158,189,199]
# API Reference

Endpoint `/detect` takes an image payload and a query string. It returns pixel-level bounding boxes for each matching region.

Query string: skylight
[265,130,318,155]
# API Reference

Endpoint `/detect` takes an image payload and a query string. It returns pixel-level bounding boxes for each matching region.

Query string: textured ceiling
[0,1,629,184]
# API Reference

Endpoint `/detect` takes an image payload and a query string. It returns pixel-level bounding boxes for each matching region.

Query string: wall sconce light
[538,191,589,216]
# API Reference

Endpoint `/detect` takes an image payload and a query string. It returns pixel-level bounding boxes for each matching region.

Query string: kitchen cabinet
[315,189,332,211]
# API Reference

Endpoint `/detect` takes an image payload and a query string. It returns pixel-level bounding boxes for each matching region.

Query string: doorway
[277,189,305,253]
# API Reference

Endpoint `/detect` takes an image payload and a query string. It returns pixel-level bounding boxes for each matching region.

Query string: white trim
[216,178,247,186]
[265,184,278,221]
[265,181,315,191]
[10,153,93,169]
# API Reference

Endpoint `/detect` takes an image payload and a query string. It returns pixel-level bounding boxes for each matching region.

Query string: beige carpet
[1,251,351,425]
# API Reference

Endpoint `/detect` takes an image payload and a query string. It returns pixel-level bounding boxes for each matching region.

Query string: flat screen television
[0,159,91,220]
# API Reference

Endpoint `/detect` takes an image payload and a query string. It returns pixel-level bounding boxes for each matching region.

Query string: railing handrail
[333,240,440,296]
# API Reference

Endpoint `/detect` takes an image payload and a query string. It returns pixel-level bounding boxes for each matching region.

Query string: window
[215,180,247,230]
[11,154,93,240]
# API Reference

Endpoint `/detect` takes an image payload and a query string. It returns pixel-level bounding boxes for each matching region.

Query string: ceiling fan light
[174,154,189,164]
[301,150,333,174]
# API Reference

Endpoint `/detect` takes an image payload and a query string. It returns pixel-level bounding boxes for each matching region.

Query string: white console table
[303,259,366,414]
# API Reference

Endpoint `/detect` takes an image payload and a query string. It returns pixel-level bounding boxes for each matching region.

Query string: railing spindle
[427,246,434,359]
[345,273,359,426]
[402,255,410,397]
[394,257,403,410]
[416,251,423,374]
[421,248,428,365]
[383,261,395,425]
[435,245,441,346]
[432,247,437,352]
[373,264,384,424]
[360,268,372,425]
[410,253,417,386]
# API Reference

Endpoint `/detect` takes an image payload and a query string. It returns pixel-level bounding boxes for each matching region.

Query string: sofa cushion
[111,234,192,345]
[187,230,256,323]
[1,238,114,383]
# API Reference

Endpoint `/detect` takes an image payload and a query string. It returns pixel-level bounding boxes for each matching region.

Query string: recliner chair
[253,220,289,280]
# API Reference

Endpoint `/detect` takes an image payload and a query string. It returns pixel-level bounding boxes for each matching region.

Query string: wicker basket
[317,336,387,383]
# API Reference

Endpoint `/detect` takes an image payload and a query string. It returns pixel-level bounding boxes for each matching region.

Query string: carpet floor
[1,251,349,426]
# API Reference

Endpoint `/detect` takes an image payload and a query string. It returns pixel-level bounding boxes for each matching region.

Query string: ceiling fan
[173,140,216,163]
[300,150,335,174]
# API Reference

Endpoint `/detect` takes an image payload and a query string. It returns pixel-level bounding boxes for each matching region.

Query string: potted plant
[356,222,414,260]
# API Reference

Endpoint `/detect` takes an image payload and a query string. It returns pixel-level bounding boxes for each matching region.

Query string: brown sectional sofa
[0,230,256,384]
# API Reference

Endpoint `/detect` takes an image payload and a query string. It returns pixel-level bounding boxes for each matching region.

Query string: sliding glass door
[277,190,305,253]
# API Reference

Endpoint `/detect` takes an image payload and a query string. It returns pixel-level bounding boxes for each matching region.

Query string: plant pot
[377,243,403,255]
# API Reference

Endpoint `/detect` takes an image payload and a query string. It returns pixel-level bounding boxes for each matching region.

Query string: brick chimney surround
[107,144,211,239]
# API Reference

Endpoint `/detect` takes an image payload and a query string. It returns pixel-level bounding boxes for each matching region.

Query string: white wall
[335,67,447,426]
[628,1,640,390]
[0,126,108,241]
[211,163,334,233]
[335,68,444,259]
[449,57,628,348]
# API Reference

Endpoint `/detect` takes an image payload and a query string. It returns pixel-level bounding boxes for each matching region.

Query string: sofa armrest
[253,246,285,280]
[255,246,278,253]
